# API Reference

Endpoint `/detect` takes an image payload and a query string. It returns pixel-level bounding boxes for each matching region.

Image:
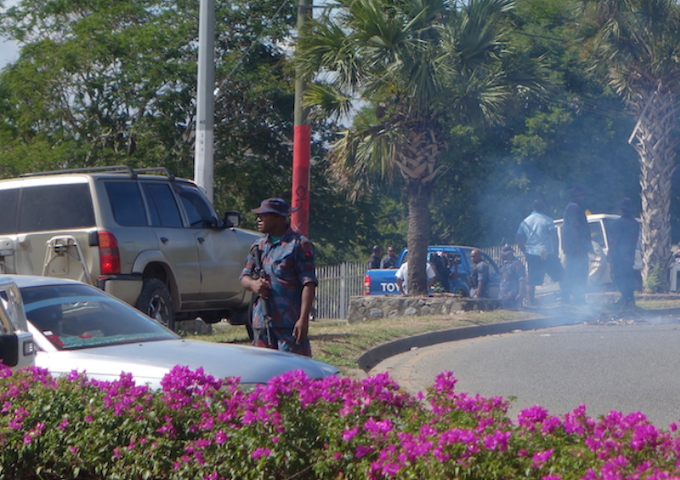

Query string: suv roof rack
[20,165,176,181]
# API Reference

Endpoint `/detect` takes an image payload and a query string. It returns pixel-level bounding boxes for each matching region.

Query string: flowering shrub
[0,365,679,479]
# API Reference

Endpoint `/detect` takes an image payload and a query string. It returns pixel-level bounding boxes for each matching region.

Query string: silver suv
[0,166,260,331]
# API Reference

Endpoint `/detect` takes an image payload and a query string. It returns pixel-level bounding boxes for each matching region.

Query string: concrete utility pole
[194,0,216,202]
[290,0,313,236]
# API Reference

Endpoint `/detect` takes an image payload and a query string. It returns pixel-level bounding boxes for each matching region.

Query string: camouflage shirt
[240,228,317,332]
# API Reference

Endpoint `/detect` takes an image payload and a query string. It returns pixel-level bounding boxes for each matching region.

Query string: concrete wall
[347,294,500,323]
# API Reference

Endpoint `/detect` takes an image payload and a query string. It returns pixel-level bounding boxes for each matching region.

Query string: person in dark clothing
[498,245,526,308]
[240,198,317,357]
[608,198,640,306]
[469,249,490,298]
[381,245,398,269]
[367,245,382,269]
[430,251,452,292]
[561,184,592,305]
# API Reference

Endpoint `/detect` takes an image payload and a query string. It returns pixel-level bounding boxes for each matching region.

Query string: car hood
[35,339,338,388]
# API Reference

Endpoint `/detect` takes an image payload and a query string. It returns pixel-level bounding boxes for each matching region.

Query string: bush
[0,365,679,479]
[644,264,666,293]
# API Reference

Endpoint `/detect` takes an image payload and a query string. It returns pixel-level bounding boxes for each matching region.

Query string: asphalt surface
[369,302,680,428]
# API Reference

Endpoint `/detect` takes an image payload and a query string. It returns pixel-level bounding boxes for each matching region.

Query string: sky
[0,0,19,68]
[0,39,18,68]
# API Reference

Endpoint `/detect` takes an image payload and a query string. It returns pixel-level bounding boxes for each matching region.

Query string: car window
[18,184,95,233]
[590,221,606,248]
[22,284,178,350]
[0,188,19,234]
[141,183,183,228]
[105,181,148,227]
[173,184,218,228]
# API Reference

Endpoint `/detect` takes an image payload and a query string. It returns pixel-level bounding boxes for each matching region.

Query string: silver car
[7,275,337,387]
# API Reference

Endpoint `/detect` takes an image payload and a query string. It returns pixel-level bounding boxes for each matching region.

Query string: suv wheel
[136,279,176,331]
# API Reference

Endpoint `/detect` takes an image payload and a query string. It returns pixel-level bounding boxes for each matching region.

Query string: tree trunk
[406,181,432,296]
[630,88,678,290]
[396,127,442,296]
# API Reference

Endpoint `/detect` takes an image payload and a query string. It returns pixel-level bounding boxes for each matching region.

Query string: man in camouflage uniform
[240,198,317,357]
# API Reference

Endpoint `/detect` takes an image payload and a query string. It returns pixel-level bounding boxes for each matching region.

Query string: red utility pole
[291,0,313,236]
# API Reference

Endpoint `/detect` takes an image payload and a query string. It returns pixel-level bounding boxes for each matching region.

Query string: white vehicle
[554,213,642,289]
[1,275,337,388]
[0,281,36,370]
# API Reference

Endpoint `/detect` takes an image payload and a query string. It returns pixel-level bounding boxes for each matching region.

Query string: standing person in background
[396,261,436,295]
[498,245,526,307]
[381,245,399,269]
[367,245,382,269]
[561,184,592,305]
[608,198,640,306]
[240,198,317,357]
[469,249,490,298]
[516,199,564,306]
[430,251,452,292]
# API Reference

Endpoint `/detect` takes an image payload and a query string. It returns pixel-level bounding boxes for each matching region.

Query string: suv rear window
[0,189,19,234]
[18,184,95,233]
[105,181,147,226]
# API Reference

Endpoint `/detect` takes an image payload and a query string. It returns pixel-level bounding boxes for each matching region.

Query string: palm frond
[303,83,355,121]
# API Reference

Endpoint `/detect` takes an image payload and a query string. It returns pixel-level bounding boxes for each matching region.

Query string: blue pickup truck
[363,245,500,296]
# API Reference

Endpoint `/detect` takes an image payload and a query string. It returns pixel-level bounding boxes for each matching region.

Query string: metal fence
[316,262,365,319]
[315,245,519,319]
[484,244,525,264]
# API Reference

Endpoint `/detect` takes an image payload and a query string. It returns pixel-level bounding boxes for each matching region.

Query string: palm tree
[295,0,540,295]
[579,0,680,288]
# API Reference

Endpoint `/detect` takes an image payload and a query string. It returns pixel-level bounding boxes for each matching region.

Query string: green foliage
[1,0,679,264]
[2,367,680,479]
[432,0,640,247]
[644,264,666,293]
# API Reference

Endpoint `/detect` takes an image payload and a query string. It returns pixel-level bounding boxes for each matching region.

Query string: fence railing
[315,245,517,319]
[316,262,365,319]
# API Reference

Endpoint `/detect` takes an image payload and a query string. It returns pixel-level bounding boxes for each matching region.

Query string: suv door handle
[160,237,169,243]
[197,237,205,243]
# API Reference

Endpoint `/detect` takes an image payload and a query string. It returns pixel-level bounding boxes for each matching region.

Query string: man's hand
[295,282,316,344]
[397,278,406,295]
[474,281,484,298]
[293,317,309,344]
[241,276,271,299]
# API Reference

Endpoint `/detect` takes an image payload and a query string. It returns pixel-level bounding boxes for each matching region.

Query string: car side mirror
[0,334,19,367]
[0,332,35,369]
[223,211,242,228]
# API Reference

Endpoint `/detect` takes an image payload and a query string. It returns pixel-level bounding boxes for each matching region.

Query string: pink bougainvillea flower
[342,427,359,441]
[215,431,228,445]
[363,417,393,438]
[355,445,375,459]
[531,448,554,468]
[58,417,69,430]
[252,447,272,460]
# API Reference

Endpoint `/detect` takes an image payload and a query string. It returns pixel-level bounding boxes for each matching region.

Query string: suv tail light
[98,231,120,275]
[364,274,370,295]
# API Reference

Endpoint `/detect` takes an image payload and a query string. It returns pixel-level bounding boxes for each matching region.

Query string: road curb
[357,314,584,372]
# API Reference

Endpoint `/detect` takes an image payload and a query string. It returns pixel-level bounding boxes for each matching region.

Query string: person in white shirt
[396,261,436,295]
[516,199,564,306]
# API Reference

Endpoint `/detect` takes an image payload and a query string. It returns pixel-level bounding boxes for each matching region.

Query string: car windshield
[22,284,179,351]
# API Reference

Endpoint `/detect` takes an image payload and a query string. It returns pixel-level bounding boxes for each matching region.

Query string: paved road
[371,318,680,428]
